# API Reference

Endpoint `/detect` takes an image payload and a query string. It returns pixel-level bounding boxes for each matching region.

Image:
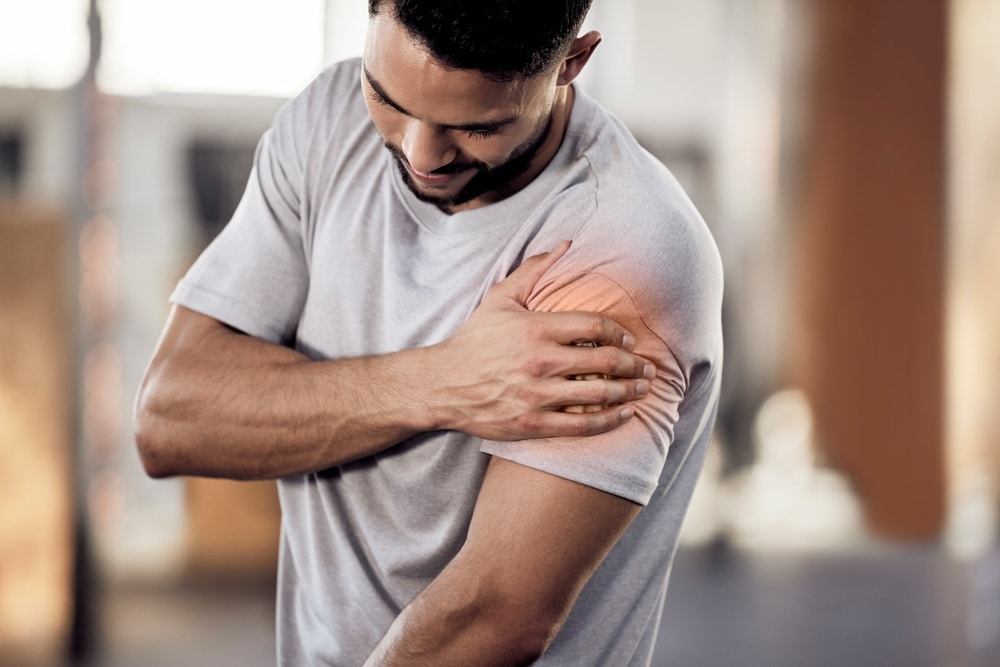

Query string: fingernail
[643,364,655,379]
[619,406,635,419]
[622,334,636,350]
[636,380,650,395]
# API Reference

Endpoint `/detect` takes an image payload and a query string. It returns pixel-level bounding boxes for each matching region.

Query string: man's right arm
[134,244,655,480]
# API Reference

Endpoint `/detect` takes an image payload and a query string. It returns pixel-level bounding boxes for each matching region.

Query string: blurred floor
[75,578,277,667]
[21,541,991,667]
[654,542,997,667]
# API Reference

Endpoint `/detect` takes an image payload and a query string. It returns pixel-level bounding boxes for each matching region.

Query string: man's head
[367,0,594,81]
[363,0,600,211]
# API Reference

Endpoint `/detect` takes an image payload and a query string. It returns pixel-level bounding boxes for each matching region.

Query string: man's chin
[398,164,483,208]
[390,150,526,209]
[404,175,464,205]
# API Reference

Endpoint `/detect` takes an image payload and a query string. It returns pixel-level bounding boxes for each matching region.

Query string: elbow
[399,560,568,663]
[134,428,171,480]
[133,383,177,479]
[484,609,558,665]
[471,593,565,663]
[508,608,562,663]
[508,634,551,665]
[498,579,580,662]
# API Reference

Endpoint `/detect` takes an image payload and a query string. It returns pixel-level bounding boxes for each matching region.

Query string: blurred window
[0,0,89,88]
[186,139,257,245]
[99,0,324,97]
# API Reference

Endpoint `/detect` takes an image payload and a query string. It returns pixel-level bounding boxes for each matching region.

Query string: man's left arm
[364,455,641,666]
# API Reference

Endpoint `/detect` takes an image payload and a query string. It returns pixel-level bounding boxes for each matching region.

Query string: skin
[363,458,640,666]
[135,243,653,479]
[135,10,651,665]
[358,18,645,663]
[361,9,583,213]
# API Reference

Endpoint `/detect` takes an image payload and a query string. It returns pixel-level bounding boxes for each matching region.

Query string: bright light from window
[99,0,325,97]
[324,0,367,66]
[0,0,89,88]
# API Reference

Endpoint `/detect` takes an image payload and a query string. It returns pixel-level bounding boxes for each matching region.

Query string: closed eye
[364,64,512,140]
[368,86,394,110]
[465,127,500,140]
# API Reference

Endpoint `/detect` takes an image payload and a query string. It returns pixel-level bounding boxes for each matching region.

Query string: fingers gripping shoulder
[526,270,686,399]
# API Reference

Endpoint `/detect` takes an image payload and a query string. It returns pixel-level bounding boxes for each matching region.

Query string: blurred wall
[109,93,287,578]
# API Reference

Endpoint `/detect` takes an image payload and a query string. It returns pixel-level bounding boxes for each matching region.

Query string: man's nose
[401,121,457,174]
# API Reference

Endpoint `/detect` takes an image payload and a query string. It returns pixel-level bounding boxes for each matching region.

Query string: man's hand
[135,242,654,479]
[427,241,656,440]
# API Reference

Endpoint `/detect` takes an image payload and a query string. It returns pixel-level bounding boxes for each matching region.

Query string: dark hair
[368,0,594,80]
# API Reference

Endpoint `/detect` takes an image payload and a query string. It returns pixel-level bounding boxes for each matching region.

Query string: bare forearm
[135,309,438,479]
[364,567,551,667]
[137,247,655,480]
[364,460,639,665]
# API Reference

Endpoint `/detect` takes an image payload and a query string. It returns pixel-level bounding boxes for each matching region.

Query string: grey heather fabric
[170,58,723,666]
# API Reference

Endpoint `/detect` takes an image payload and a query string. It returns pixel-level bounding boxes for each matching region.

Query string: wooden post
[791,0,947,539]
[0,212,73,663]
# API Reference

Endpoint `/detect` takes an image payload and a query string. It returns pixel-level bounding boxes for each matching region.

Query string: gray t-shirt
[172,58,723,666]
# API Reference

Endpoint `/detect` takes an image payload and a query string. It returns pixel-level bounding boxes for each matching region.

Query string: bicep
[458,456,641,625]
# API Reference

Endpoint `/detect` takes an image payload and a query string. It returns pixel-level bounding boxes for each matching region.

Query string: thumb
[485,240,571,308]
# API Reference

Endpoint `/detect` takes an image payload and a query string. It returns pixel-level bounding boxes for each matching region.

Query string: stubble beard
[386,114,554,209]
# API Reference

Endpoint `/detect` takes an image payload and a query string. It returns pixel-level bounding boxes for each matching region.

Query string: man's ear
[557,30,602,86]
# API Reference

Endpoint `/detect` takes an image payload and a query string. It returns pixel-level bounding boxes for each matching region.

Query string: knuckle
[520,357,552,378]
[579,383,607,404]
[582,317,605,340]
[515,413,545,436]
[566,415,591,437]
[597,413,619,434]
[598,348,620,373]
[522,318,547,342]
[515,385,545,408]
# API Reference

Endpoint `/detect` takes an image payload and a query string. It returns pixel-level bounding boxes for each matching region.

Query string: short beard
[386,114,554,209]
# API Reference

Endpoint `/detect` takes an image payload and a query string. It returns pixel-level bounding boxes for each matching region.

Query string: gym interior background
[1,1,998,665]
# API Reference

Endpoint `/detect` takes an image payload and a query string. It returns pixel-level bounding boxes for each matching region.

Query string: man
[134,0,723,664]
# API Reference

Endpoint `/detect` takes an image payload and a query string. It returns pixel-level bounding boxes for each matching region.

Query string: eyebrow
[362,63,520,133]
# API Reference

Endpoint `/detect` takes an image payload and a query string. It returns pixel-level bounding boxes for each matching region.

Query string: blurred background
[0,0,998,665]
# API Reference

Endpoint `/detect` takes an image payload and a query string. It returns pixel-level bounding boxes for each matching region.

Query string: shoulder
[261,58,380,198]
[293,58,364,115]
[269,58,368,148]
[561,91,721,288]
[530,93,723,371]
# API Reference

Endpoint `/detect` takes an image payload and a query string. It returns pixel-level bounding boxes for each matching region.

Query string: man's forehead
[363,14,540,125]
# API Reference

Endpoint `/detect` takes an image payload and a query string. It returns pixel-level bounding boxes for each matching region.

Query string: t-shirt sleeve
[170,102,309,346]
[479,268,692,506]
